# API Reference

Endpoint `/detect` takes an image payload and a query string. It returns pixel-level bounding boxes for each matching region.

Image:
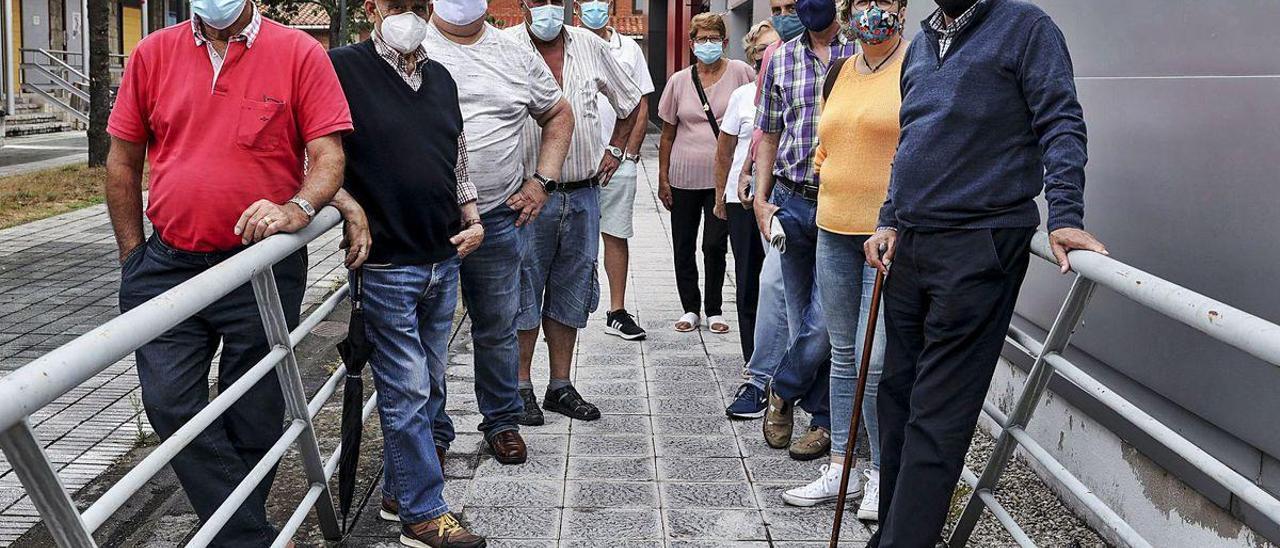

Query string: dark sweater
[329,40,463,265]
[879,0,1088,232]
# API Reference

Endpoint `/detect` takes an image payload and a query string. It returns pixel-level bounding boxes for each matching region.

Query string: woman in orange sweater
[780,0,907,521]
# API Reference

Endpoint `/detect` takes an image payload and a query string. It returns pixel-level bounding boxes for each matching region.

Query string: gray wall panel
[1007,0,1280,534]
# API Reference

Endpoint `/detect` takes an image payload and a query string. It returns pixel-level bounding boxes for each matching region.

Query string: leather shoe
[487,430,527,465]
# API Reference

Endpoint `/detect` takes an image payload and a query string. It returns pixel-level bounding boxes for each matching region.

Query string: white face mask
[378,11,429,54]
[434,0,488,26]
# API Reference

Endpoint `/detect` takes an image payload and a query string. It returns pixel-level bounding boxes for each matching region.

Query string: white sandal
[674,312,700,332]
[708,315,730,334]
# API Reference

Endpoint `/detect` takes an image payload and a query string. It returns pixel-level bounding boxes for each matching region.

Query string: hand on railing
[1048,227,1108,274]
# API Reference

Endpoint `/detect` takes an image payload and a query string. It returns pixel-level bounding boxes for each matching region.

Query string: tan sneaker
[400,513,486,548]
[763,387,794,449]
[788,426,832,461]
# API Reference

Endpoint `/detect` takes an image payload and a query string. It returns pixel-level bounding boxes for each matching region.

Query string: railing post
[0,422,97,547]
[949,275,1097,547]
[251,268,343,541]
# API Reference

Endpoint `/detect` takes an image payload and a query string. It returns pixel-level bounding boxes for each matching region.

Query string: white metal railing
[0,207,374,547]
[949,231,1280,547]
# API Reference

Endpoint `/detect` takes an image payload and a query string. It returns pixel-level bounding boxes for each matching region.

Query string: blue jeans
[817,230,883,466]
[768,182,832,429]
[119,235,303,547]
[518,186,601,330]
[458,205,524,439]
[363,258,459,523]
[745,245,790,390]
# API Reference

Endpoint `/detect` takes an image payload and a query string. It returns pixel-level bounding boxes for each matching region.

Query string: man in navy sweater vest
[328,0,487,546]
[863,0,1107,545]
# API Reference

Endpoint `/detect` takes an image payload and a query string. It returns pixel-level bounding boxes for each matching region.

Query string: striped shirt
[505,25,642,183]
[756,31,856,188]
[192,8,262,85]
[929,0,986,59]
[372,35,477,205]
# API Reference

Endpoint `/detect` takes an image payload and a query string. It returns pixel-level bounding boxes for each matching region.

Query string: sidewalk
[0,204,348,545]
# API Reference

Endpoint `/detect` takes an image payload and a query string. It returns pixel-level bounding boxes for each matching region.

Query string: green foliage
[258,0,371,45]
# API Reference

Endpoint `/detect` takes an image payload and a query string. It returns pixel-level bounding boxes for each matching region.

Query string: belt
[777,177,819,201]
[553,176,600,192]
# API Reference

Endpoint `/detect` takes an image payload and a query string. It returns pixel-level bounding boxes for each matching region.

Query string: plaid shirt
[929,0,986,59]
[372,35,478,206]
[756,32,856,188]
[192,8,261,84]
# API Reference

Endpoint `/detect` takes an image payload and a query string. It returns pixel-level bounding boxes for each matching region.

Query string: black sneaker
[725,383,767,420]
[518,388,544,426]
[605,309,647,341]
[543,385,601,421]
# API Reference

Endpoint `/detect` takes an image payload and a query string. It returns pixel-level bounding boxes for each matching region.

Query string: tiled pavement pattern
[0,205,349,545]
[343,155,869,547]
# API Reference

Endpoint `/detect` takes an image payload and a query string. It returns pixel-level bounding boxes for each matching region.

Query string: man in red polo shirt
[104,0,353,544]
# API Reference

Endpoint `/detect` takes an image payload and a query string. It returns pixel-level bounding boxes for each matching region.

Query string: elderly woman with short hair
[657,12,756,334]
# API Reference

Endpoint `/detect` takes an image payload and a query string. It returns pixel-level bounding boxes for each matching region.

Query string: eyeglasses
[852,0,897,9]
[693,36,724,44]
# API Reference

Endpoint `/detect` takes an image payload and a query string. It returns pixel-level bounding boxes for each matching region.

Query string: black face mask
[935,0,978,18]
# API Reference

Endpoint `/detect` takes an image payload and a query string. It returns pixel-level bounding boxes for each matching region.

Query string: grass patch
[0,163,109,229]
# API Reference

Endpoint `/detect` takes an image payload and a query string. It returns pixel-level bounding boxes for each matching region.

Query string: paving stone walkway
[341,155,868,547]
[0,204,349,546]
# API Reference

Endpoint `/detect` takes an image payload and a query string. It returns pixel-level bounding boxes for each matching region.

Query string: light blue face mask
[527,3,565,41]
[192,0,246,30]
[579,1,609,30]
[693,42,723,64]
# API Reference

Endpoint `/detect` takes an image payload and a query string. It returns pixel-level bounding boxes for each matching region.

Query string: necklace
[862,38,904,73]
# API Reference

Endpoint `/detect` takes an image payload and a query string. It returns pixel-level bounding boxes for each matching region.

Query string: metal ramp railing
[949,231,1280,547]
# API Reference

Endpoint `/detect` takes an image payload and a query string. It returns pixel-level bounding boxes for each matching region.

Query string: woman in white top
[712,19,780,365]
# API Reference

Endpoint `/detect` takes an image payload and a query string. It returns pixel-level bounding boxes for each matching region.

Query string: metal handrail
[20,48,88,83]
[0,207,368,547]
[949,231,1280,547]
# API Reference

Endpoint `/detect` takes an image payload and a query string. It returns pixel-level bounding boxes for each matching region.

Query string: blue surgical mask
[579,1,609,30]
[693,42,723,64]
[527,3,565,41]
[771,14,804,42]
[192,0,246,30]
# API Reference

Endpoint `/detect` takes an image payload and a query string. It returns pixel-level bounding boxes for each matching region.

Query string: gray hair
[742,19,775,54]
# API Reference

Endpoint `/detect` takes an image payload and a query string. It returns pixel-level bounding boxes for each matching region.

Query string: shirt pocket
[236,98,287,152]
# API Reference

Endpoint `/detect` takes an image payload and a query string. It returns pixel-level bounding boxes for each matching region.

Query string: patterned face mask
[851,6,902,45]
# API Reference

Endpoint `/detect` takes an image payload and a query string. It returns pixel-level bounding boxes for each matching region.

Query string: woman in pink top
[658,12,756,334]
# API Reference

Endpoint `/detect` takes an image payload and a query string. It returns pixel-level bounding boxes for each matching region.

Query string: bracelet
[462,218,483,229]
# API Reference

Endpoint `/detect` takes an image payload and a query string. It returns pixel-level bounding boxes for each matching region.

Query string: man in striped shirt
[752,0,857,462]
[505,0,642,425]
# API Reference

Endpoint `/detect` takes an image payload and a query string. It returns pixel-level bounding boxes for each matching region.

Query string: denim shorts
[518,186,601,330]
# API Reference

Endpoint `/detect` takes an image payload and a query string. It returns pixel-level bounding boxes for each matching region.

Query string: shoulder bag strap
[822,57,850,103]
[690,67,721,137]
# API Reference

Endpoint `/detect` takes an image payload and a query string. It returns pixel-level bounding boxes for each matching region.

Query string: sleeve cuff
[302,121,354,143]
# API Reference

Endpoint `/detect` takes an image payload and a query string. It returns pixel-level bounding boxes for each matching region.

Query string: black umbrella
[336,269,372,528]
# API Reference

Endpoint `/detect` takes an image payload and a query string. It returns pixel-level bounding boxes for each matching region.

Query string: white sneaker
[857,468,880,521]
[781,463,863,507]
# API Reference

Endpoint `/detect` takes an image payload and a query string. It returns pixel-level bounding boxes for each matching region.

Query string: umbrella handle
[830,269,886,547]
[350,268,364,311]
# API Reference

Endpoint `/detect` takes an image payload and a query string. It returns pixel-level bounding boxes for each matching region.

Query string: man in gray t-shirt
[421,13,574,466]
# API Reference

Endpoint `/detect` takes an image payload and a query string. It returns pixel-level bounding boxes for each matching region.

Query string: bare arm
[657,122,678,210]
[712,131,739,220]
[532,97,574,181]
[624,96,650,156]
[598,102,642,186]
[105,137,147,262]
[752,131,781,238]
[329,188,371,269]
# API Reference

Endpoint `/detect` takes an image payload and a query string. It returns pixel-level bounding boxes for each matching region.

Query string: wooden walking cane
[829,269,886,547]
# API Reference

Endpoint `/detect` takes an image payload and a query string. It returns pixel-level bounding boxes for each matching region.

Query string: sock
[518,380,534,391]
[548,378,572,391]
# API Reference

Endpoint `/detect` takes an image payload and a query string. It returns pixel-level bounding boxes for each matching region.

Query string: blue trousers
[119,235,304,547]
[816,230,883,465]
[363,258,459,523]
[767,182,832,430]
[744,246,789,390]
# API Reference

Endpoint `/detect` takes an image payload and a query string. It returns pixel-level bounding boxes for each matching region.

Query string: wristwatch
[625,153,641,163]
[533,172,560,192]
[605,146,624,161]
[288,197,316,219]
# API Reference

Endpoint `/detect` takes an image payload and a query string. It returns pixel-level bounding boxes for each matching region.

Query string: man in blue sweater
[863,0,1107,545]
